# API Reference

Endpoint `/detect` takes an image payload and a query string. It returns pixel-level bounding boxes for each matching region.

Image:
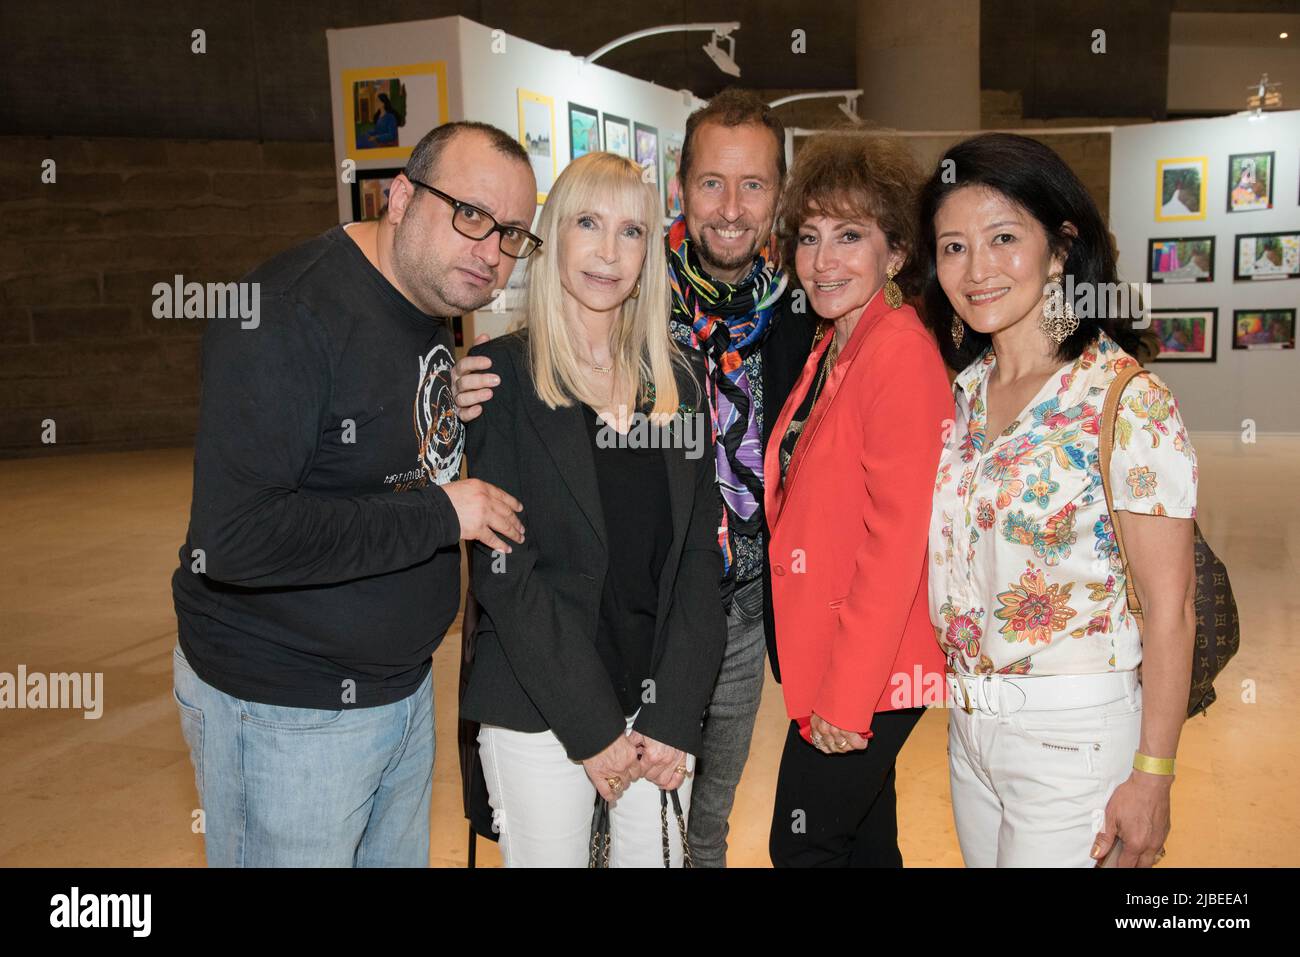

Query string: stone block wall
[0,137,338,456]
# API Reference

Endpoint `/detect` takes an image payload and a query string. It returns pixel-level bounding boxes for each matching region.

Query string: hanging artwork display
[1155,157,1207,222]
[1147,236,1215,283]
[1234,231,1300,280]
[518,89,557,203]
[1226,151,1274,213]
[568,102,600,160]
[603,113,631,158]
[343,62,449,162]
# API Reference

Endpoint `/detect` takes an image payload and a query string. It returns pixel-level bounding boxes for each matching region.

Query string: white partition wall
[326,16,700,337]
[1109,111,1300,434]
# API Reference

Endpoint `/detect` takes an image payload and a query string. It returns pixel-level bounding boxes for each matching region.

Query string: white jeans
[947,671,1143,867]
[478,718,695,868]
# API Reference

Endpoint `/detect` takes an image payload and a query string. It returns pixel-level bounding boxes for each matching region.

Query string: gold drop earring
[1040,272,1079,344]
[883,265,903,309]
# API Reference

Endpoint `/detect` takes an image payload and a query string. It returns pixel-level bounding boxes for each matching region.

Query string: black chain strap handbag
[588,794,611,868]
[660,787,693,868]
[587,789,693,868]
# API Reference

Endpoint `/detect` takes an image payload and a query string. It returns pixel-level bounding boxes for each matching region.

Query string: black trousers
[768,708,925,867]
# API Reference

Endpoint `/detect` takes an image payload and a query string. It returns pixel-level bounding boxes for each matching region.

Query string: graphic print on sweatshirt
[414,341,464,485]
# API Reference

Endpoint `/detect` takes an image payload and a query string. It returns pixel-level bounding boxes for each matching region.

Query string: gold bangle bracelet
[1133,752,1176,775]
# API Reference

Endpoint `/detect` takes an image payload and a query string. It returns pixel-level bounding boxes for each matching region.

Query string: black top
[582,403,672,715]
[461,332,727,760]
[778,339,835,484]
[171,225,463,709]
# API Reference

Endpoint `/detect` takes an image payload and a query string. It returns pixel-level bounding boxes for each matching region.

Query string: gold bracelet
[1133,752,1176,775]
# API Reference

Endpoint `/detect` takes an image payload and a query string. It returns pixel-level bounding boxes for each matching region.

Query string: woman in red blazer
[765,134,953,867]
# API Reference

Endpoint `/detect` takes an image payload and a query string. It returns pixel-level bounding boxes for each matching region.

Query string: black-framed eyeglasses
[405,176,542,259]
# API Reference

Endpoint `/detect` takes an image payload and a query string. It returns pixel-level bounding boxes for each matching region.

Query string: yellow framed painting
[517,89,556,203]
[1155,156,1208,222]
[343,62,449,162]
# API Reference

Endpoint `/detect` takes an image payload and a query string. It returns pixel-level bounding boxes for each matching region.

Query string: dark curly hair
[775,132,923,297]
[917,132,1139,370]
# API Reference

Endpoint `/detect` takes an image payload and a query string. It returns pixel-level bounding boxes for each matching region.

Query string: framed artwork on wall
[603,113,631,158]
[350,167,403,222]
[1233,309,1296,350]
[1148,308,1218,362]
[662,131,683,220]
[568,102,600,160]
[634,122,660,192]
[1155,156,1207,222]
[342,62,449,162]
[1234,231,1300,280]
[1147,236,1214,283]
[518,89,557,203]
[1226,151,1274,212]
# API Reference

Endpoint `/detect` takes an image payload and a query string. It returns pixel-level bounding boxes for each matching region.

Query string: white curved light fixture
[768,89,864,124]
[584,22,741,77]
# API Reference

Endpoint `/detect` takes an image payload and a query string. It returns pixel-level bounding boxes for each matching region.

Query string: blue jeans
[171,644,434,867]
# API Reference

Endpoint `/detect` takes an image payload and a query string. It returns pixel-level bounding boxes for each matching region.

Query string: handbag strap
[589,795,611,868]
[1098,362,1146,623]
[659,787,693,868]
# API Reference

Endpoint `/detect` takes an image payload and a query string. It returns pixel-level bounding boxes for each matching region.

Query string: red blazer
[764,290,952,741]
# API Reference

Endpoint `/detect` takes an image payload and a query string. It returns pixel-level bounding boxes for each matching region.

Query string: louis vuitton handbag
[1099,364,1240,718]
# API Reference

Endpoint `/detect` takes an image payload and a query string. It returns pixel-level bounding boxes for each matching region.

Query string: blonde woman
[461,152,726,867]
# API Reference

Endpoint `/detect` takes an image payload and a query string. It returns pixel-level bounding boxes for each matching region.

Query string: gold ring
[675,765,688,774]
[835,739,848,750]
[606,776,622,792]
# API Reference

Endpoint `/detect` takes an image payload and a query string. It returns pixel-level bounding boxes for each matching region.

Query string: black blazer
[461,331,727,761]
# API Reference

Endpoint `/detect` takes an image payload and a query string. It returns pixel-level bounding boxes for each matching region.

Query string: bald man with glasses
[171,121,536,867]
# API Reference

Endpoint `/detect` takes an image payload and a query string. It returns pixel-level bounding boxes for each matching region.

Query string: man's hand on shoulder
[452,333,499,422]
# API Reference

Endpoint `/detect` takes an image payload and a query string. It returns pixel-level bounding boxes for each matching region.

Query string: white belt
[945,670,1139,716]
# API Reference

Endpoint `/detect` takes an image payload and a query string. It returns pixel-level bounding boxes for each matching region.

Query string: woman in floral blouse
[917,133,1199,867]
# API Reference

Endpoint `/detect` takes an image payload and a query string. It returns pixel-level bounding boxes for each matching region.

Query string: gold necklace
[808,333,840,410]
[781,326,839,471]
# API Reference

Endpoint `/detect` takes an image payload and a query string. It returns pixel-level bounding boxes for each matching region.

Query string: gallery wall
[326,15,698,336]
[1109,109,1300,434]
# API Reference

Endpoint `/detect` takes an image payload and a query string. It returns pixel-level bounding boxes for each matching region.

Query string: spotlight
[702,31,740,77]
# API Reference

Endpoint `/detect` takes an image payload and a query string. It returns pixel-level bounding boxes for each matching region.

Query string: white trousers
[478,719,695,868]
[947,672,1143,867]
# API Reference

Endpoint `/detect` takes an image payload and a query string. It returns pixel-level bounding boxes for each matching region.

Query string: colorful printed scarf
[666,216,788,580]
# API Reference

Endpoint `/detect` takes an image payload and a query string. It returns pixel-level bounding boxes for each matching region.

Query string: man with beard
[171,122,534,866]
[453,91,816,865]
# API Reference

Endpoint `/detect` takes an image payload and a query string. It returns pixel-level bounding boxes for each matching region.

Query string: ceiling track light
[767,89,865,124]
[583,22,741,77]
[1246,72,1282,117]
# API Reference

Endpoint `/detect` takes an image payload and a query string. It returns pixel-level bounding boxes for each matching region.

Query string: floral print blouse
[928,332,1198,677]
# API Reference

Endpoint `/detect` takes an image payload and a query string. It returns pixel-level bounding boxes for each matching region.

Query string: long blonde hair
[520,151,683,418]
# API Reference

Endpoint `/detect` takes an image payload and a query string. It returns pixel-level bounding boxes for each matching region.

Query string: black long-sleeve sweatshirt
[172,225,463,709]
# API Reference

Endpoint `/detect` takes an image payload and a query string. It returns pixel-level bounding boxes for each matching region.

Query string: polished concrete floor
[0,434,1295,867]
